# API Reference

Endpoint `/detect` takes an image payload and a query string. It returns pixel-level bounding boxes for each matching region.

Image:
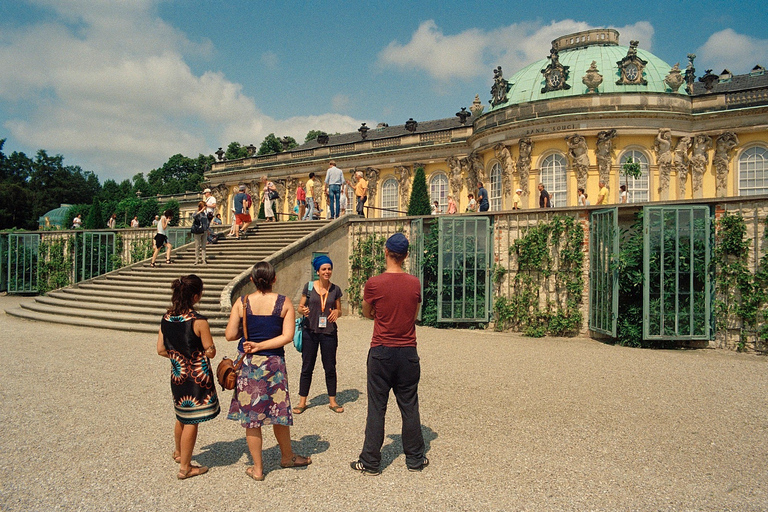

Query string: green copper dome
[490,30,685,111]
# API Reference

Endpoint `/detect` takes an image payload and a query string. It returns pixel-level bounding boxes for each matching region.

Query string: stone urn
[664,63,684,93]
[582,61,603,93]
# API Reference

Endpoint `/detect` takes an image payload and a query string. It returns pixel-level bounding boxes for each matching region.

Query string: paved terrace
[1,294,766,511]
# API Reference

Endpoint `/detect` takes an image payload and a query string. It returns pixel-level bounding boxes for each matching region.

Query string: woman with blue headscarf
[293,255,344,414]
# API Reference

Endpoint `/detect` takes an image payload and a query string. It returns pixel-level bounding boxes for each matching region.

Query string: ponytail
[167,274,204,316]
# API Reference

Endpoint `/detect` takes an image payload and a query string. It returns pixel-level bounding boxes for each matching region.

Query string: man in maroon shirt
[351,233,429,475]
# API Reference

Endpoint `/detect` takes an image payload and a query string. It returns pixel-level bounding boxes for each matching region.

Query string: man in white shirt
[324,160,345,219]
[203,188,217,215]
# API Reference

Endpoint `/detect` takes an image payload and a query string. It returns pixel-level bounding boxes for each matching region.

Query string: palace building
[203,28,768,220]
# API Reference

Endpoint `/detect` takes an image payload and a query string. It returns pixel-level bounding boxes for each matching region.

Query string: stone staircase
[5,221,330,335]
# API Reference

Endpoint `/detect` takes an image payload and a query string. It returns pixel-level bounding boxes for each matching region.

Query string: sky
[0,0,766,182]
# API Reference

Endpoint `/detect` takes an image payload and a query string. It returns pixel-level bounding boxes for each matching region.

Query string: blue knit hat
[385,233,409,254]
[312,255,333,271]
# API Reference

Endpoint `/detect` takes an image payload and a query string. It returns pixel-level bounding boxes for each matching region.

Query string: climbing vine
[346,233,387,312]
[495,215,584,337]
[714,213,768,350]
[38,238,74,294]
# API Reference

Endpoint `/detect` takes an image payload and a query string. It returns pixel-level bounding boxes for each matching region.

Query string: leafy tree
[114,197,142,227]
[257,134,298,155]
[85,198,103,229]
[132,173,153,197]
[407,167,431,216]
[621,158,642,190]
[138,198,160,227]
[225,142,250,160]
[304,130,326,143]
[148,154,210,195]
[163,199,181,226]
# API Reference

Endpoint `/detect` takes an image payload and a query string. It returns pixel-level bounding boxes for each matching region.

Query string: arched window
[738,146,768,196]
[489,163,503,211]
[429,172,448,213]
[381,178,399,218]
[619,150,650,202]
[540,153,567,207]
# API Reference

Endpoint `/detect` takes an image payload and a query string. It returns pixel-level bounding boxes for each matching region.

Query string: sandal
[150,262,156,268]
[177,465,208,480]
[329,404,344,413]
[292,405,307,414]
[166,259,173,264]
[172,451,181,464]
[280,455,311,468]
[246,467,265,481]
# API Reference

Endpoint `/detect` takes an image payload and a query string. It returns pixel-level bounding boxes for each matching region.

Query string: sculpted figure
[517,138,533,197]
[494,143,514,197]
[365,167,380,205]
[461,157,475,193]
[396,166,412,209]
[447,156,464,199]
[285,177,299,208]
[673,136,693,198]
[469,151,485,185]
[566,134,590,191]
[689,135,712,198]
[654,129,673,200]
[713,132,739,197]
[596,130,617,185]
[212,184,229,217]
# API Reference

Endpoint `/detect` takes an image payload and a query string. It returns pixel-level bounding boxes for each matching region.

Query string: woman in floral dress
[225,261,311,481]
[157,274,219,480]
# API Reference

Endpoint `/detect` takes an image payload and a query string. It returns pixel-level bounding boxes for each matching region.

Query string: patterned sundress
[227,294,294,428]
[161,312,220,424]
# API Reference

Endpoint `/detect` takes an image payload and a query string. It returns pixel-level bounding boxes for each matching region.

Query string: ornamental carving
[566,134,590,191]
[616,40,648,86]
[673,136,693,197]
[396,166,412,209]
[490,66,510,106]
[541,48,571,94]
[664,63,685,93]
[654,128,673,200]
[212,184,229,216]
[447,156,464,200]
[470,94,485,117]
[582,61,603,93]
[517,138,533,197]
[494,143,514,198]
[689,135,711,198]
[714,132,739,197]
[684,54,696,95]
[364,167,380,205]
[596,129,617,185]
[285,177,299,208]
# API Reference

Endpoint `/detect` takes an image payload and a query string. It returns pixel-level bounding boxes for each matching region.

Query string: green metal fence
[643,206,711,340]
[167,227,193,248]
[589,208,619,336]
[437,216,492,322]
[7,233,39,294]
[409,218,424,321]
[80,231,116,281]
[0,234,7,292]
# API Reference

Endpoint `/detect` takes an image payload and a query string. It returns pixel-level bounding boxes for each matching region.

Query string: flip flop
[292,405,307,414]
[280,455,312,468]
[329,404,344,413]
[246,467,265,481]
[177,465,208,480]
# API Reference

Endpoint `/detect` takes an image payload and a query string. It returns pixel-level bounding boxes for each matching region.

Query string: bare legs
[245,425,311,479]
[174,420,207,478]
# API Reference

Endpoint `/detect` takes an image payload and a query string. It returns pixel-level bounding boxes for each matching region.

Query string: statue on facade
[596,129,617,184]
[470,94,484,117]
[468,151,486,186]
[461,157,475,193]
[396,166,412,209]
[664,63,685,93]
[673,136,693,197]
[447,156,464,200]
[566,134,590,191]
[364,167,380,205]
[690,134,712,198]
[517,138,533,197]
[490,66,510,106]
[582,61,603,93]
[212,183,230,217]
[494,143,514,197]
[654,128,673,200]
[684,54,696,95]
[714,132,739,197]
[285,177,299,211]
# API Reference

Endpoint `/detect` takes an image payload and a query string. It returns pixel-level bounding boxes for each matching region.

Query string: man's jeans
[356,195,367,217]
[358,345,425,470]
[328,184,341,219]
[303,197,315,220]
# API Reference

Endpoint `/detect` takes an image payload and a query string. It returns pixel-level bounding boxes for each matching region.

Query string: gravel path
[1,294,767,511]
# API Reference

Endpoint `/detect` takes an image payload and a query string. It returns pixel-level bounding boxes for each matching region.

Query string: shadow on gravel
[379,424,438,471]
[308,388,361,408]
[196,434,330,472]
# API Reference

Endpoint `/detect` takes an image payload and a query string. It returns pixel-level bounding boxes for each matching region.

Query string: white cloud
[697,29,768,74]
[0,1,363,180]
[377,19,656,82]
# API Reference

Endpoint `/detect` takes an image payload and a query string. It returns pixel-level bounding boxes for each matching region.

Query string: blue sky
[0,0,766,181]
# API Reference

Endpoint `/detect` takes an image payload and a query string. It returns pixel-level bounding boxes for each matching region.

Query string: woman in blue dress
[225,261,311,481]
[157,274,219,480]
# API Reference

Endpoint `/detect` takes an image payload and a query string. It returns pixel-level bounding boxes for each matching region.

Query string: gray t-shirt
[302,282,343,334]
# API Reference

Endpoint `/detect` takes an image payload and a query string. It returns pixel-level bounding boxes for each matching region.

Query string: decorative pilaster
[714,132,739,197]
[690,135,711,198]
[494,143,514,198]
[654,129,673,201]
[517,138,533,199]
[566,134,590,192]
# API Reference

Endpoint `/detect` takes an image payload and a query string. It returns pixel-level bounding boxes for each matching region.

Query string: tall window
[489,163,502,211]
[738,146,768,196]
[429,172,448,212]
[381,178,399,218]
[619,150,650,202]
[540,153,567,207]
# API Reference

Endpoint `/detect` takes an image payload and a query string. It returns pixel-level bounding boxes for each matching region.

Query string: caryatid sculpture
[517,138,533,197]
[673,136,693,198]
[654,128,673,200]
[566,134,590,192]
[689,135,712,198]
[713,132,739,197]
[596,129,617,185]
[494,143,514,198]
[364,167,380,205]
[285,177,299,210]
[212,183,229,218]
[447,156,464,201]
[396,166,412,210]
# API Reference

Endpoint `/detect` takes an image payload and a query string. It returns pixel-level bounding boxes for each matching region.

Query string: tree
[257,134,298,155]
[407,167,431,216]
[148,153,209,195]
[138,198,160,227]
[225,142,250,160]
[85,198,103,229]
[304,130,326,143]
[621,158,642,190]
[163,199,181,226]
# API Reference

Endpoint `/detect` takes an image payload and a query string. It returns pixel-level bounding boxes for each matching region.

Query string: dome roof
[491,30,685,111]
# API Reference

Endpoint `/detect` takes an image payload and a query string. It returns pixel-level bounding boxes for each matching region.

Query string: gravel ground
[1,293,767,512]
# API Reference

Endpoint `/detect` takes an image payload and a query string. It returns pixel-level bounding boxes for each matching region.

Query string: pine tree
[407,167,431,216]
[85,198,102,229]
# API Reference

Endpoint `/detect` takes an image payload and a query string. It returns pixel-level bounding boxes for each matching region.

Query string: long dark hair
[168,274,203,316]
[250,261,275,292]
